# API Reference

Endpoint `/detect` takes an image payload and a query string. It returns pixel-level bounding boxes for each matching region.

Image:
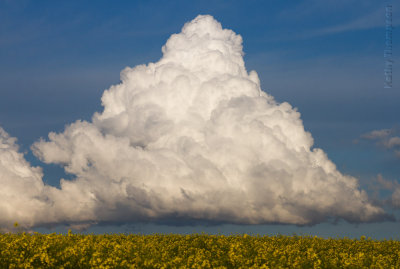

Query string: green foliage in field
[0,232,399,268]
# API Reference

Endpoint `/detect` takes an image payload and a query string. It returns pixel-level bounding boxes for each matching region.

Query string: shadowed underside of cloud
[0,15,387,230]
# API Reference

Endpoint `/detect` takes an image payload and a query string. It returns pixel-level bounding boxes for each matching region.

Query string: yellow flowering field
[0,232,399,268]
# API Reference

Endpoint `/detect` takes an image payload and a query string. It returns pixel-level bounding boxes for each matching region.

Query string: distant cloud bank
[361,127,400,158]
[0,15,387,230]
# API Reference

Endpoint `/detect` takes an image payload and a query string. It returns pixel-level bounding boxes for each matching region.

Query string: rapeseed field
[0,231,399,268]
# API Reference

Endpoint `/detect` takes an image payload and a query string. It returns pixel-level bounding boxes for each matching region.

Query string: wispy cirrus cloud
[309,8,389,36]
[275,0,398,41]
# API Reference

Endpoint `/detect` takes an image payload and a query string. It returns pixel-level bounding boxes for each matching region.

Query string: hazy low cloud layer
[0,15,386,229]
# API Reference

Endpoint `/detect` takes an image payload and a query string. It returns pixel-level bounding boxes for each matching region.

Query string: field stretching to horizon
[1,231,399,268]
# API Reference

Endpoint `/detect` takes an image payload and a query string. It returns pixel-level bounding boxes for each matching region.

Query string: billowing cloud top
[1,15,385,229]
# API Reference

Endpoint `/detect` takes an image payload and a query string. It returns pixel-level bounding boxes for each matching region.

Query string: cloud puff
[1,15,385,229]
[361,127,400,158]
[375,174,400,209]
[392,189,400,208]
[361,129,392,140]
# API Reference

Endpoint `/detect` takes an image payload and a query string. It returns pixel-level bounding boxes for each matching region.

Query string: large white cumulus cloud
[0,127,50,228]
[1,15,385,229]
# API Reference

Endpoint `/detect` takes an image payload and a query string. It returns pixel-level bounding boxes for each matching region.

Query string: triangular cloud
[0,15,386,230]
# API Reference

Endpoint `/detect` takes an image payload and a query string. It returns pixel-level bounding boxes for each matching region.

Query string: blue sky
[1,0,399,238]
